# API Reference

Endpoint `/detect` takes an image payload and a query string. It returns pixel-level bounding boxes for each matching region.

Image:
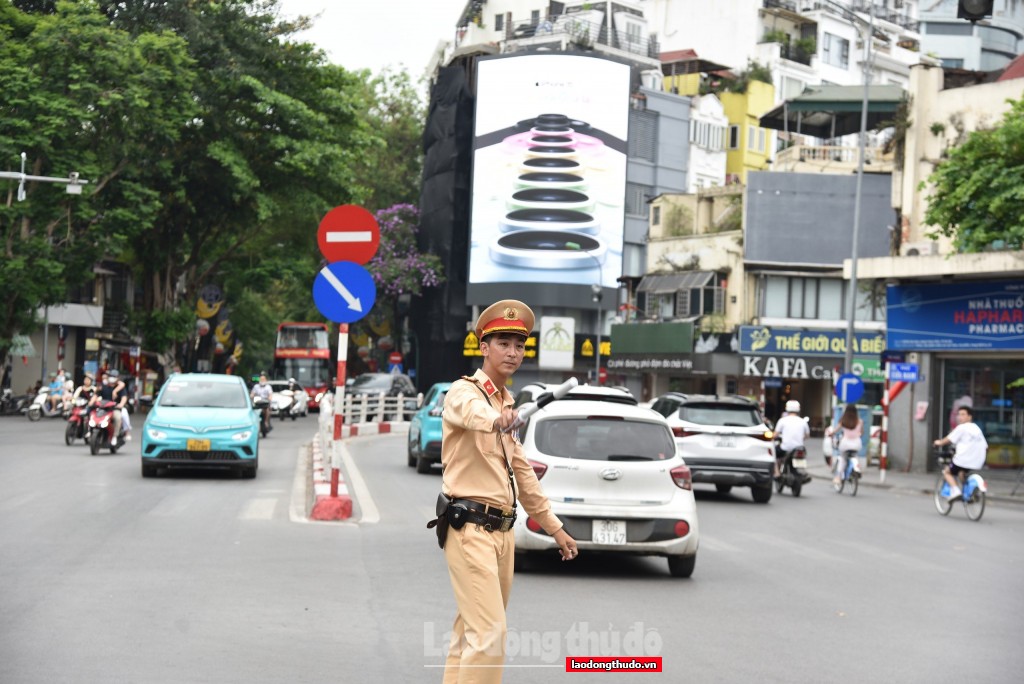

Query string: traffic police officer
[440,299,577,683]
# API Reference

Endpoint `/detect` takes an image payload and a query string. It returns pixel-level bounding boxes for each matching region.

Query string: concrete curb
[807,470,1024,506]
[302,423,407,523]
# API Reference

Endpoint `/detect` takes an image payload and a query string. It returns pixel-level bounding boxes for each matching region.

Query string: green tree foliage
[923,97,1024,252]
[0,0,195,370]
[350,68,427,211]
[1,1,437,383]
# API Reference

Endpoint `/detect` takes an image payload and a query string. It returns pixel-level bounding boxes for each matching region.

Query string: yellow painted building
[719,79,774,183]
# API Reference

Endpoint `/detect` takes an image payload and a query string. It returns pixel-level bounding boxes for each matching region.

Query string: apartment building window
[625,182,653,217]
[652,206,661,226]
[822,32,850,69]
[728,125,739,150]
[495,14,504,32]
[763,276,884,321]
[758,129,766,153]
[747,125,756,150]
[531,9,540,25]
[639,272,726,320]
[628,109,658,161]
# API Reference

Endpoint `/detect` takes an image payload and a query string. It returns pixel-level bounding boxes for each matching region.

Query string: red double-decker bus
[271,322,331,410]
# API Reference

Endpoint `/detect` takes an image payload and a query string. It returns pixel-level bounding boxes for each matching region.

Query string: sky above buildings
[276,0,468,76]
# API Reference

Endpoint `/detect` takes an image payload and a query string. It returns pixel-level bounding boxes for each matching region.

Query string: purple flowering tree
[352,204,444,376]
[365,204,443,297]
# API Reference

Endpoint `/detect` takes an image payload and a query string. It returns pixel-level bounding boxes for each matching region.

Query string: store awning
[759,84,904,139]
[637,271,715,294]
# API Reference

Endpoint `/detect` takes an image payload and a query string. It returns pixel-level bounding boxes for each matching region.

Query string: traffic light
[957,0,993,21]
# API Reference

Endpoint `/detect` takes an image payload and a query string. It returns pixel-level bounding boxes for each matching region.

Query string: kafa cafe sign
[739,326,885,357]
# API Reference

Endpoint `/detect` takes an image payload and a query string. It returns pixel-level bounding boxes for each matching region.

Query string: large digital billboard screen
[468,54,630,307]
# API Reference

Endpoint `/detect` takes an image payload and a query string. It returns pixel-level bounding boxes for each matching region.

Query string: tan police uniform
[440,302,563,684]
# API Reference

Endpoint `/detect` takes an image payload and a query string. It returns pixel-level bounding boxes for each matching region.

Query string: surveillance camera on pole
[957,0,994,22]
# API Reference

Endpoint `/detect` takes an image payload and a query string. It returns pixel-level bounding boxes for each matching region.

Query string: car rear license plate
[187,439,210,452]
[715,436,736,448]
[593,520,626,545]
[793,458,808,468]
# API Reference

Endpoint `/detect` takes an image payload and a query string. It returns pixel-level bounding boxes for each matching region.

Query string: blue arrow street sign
[835,373,865,403]
[312,261,376,324]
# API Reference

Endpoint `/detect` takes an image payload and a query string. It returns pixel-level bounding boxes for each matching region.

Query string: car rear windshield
[350,374,392,391]
[534,418,675,461]
[679,404,761,427]
[159,381,249,408]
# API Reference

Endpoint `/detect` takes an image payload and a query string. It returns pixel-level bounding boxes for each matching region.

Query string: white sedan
[513,385,700,578]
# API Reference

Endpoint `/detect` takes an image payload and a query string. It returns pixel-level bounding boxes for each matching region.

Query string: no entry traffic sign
[312,262,377,324]
[318,204,380,265]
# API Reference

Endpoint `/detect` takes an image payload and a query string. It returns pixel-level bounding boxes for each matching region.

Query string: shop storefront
[738,326,886,431]
[888,281,1024,470]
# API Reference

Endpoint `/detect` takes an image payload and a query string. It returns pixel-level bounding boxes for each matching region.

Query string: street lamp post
[843,4,875,376]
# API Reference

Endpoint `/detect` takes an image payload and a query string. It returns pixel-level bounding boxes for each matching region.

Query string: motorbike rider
[250,372,273,432]
[46,371,64,412]
[774,399,810,480]
[72,373,98,404]
[90,370,129,445]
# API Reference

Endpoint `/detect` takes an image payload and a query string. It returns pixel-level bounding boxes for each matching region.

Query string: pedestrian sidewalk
[801,438,1024,505]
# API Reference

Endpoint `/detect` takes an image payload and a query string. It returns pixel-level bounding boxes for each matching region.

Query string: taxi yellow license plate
[187,439,211,452]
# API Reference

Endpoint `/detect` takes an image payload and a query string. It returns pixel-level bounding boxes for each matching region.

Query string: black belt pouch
[426,492,451,549]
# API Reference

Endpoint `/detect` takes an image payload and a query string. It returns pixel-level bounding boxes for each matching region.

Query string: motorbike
[1,388,30,416]
[88,399,126,455]
[252,396,272,437]
[774,439,810,497]
[64,397,92,445]
[273,387,306,421]
[27,387,71,421]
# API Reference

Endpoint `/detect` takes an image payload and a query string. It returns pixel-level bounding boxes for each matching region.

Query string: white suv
[653,394,776,503]
[513,384,700,578]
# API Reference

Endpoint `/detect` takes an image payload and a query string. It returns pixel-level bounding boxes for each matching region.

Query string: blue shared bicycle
[933,446,986,521]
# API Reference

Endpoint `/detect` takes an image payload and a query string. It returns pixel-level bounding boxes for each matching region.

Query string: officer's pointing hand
[553,528,578,561]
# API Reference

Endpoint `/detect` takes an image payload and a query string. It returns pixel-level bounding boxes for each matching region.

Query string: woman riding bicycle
[933,405,987,501]
[827,404,863,487]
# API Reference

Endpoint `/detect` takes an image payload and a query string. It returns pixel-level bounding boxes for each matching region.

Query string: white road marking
[240,497,277,520]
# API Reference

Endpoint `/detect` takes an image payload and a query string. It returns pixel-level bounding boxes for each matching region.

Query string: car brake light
[529,459,548,479]
[672,427,700,438]
[673,521,690,537]
[526,517,544,533]
[670,464,692,490]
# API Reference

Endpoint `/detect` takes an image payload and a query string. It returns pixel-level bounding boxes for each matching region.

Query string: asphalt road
[2,416,1023,683]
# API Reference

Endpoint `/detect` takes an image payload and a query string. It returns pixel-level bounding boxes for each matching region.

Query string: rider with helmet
[90,369,130,445]
[250,372,273,432]
[774,400,810,479]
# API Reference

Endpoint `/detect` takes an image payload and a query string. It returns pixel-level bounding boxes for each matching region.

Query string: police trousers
[443,521,515,684]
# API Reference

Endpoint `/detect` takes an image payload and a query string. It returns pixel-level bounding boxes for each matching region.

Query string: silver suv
[652,394,775,503]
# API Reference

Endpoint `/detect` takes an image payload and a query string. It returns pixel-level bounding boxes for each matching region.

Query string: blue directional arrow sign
[312,261,376,324]
[835,373,865,403]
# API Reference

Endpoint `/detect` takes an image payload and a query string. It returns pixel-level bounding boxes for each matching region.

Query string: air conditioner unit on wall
[899,241,940,257]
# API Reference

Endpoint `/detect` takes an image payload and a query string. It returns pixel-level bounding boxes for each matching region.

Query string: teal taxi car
[141,373,260,478]
[407,382,451,474]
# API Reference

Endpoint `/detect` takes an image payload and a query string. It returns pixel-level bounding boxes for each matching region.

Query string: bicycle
[933,445,986,521]
[832,450,860,496]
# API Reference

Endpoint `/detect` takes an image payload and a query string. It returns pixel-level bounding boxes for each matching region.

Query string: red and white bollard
[311,323,352,520]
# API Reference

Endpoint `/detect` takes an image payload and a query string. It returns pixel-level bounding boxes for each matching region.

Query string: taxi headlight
[232,430,253,441]
[147,428,168,440]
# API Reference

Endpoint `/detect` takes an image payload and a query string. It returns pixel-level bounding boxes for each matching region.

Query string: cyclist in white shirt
[933,405,988,500]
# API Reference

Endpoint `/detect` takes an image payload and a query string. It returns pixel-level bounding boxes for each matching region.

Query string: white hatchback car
[512,384,700,578]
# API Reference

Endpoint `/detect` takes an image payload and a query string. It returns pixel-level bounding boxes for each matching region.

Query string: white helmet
[785,400,801,413]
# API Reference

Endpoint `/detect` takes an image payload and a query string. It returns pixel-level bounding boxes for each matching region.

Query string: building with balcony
[648,1,926,122]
